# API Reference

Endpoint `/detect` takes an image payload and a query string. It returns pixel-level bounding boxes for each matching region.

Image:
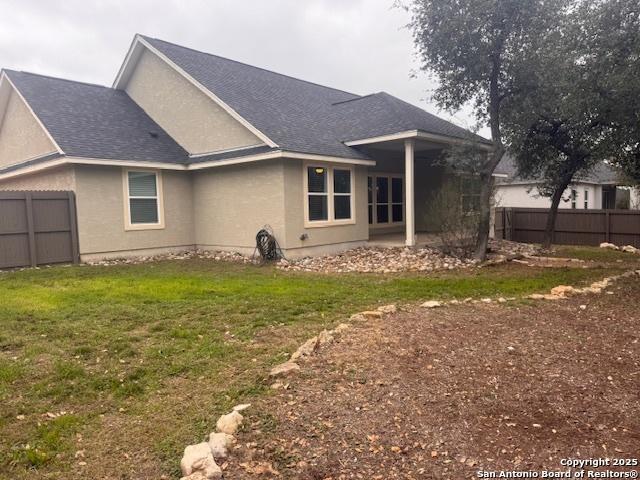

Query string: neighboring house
[0,34,492,261]
[494,156,640,211]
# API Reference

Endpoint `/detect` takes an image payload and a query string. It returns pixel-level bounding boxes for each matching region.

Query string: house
[494,156,640,210]
[0,34,492,262]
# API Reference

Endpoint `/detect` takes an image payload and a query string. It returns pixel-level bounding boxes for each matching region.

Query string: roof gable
[127,36,489,159]
[0,74,59,167]
[5,70,189,163]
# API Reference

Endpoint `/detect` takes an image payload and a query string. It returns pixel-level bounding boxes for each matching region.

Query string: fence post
[605,211,610,243]
[25,192,37,267]
[67,191,80,264]
[506,208,514,241]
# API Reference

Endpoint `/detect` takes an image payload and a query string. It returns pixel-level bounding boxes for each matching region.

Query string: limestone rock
[317,329,334,347]
[421,300,442,308]
[208,432,234,458]
[360,310,383,319]
[233,403,251,412]
[275,245,476,274]
[600,242,619,250]
[180,443,222,479]
[290,337,318,361]
[216,410,243,435]
[377,304,397,314]
[550,285,576,297]
[528,293,563,300]
[622,245,638,254]
[269,361,300,378]
[332,323,350,334]
[349,313,367,322]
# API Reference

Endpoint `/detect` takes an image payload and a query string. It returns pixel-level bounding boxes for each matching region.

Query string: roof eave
[344,129,494,151]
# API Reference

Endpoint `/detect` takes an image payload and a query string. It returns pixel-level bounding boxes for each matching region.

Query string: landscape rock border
[179,404,251,480]
[600,242,639,254]
[269,268,640,386]
[178,268,640,477]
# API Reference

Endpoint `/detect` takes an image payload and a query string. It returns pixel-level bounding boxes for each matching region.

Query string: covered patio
[345,130,494,247]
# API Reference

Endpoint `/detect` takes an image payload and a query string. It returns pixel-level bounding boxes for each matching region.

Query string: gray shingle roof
[4,70,189,163]
[2,36,490,171]
[142,36,489,159]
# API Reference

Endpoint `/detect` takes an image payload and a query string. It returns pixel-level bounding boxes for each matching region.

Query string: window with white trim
[571,189,577,209]
[305,165,353,225]
[126,170,163,227]
[584,189,589,209]
[305,165,354,226]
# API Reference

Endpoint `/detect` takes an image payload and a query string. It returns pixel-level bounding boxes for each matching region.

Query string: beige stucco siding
[124,48,262,155]
[0,88,57,167]
[193,159,286,249]
[74,165,194,256]
[282,161,369,250]
[0,165,75,191]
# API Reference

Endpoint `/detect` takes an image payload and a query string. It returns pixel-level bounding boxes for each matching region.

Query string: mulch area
[226,278,640,479]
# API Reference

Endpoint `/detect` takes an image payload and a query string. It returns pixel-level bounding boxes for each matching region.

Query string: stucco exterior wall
[0,166,75,191]
[282,161,369,253]
[124,48,262,155]
[74,165,194,257]
[495,183,601,209]
[0,88,57,167]
[193,159,286,250]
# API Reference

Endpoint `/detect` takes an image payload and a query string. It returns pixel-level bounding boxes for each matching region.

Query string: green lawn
[0,257,623,479]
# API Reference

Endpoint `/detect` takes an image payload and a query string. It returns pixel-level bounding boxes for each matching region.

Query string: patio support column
[404,138,416,247]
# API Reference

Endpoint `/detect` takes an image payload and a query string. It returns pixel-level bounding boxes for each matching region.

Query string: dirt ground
[226,276,640,479]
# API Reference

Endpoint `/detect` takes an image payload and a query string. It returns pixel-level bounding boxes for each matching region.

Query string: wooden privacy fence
[494,207,640,247]
[0,191,79,269]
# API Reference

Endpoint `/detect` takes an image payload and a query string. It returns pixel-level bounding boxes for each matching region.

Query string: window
[571,189,577,209]
[307,167,328,221]
[333,169,352,220]
[124,170,164,230]
[584,189,589,209]
[305,165,354,226]
[367,174,404,226]
[460,175,481,214]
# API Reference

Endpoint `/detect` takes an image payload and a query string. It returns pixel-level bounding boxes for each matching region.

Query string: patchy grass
[0,258,624,479]
[550,244,640,263]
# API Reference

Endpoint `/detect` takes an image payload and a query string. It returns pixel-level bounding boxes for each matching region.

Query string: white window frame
[368,173,405,228]
[584,189,589,209]
[303,163,356,228]
[571,189,578,209]
[122,169,165,231]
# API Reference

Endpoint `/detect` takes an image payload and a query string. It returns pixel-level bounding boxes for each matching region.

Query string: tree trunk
[474,171,494,259]
[474,54,505,261]
[542,176,572,249]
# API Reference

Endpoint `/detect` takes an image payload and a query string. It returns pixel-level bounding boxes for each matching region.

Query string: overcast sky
[0,0,489,138]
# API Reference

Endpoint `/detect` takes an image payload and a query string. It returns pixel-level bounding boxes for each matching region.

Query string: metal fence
[0,191,79,269]
[494,207,640,247]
